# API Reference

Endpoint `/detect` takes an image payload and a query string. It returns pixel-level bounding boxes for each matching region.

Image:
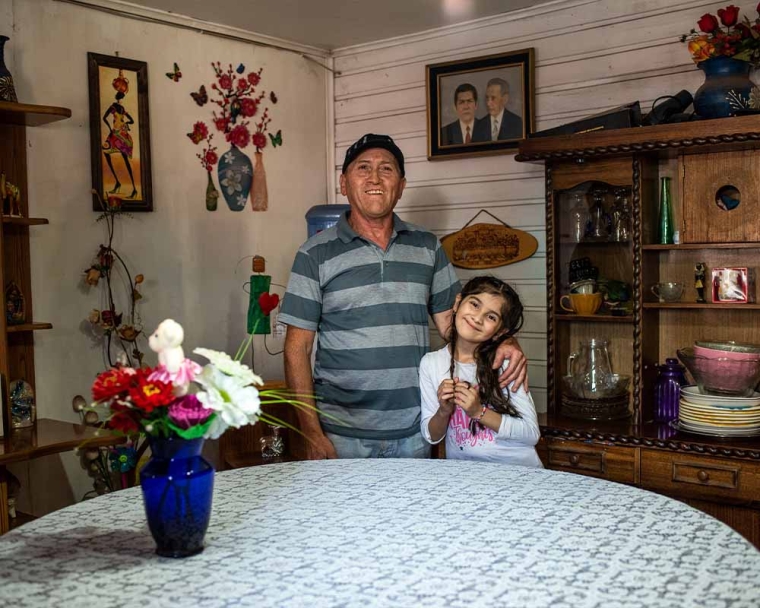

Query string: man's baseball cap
[341,133,405,177]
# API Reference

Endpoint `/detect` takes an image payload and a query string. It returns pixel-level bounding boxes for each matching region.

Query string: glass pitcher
[567,339,614,398]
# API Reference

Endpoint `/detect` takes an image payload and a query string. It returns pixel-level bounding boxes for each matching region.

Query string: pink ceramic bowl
[678,347,760,396]
[694,345,760,361]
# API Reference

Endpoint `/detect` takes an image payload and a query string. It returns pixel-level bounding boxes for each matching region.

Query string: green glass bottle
[658,177,674,245]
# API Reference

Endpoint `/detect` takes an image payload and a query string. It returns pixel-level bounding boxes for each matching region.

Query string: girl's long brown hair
[448,276,524,418]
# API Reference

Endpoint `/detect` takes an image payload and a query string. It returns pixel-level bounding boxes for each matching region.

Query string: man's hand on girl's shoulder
[494,337,529,392]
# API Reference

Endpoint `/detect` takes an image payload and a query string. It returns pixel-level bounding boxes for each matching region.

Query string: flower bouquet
[681,4,760,117]
[88,317,314,558]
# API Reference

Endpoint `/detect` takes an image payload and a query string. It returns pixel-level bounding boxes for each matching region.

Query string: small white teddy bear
[148,319,203,397]
[149,319,185,373]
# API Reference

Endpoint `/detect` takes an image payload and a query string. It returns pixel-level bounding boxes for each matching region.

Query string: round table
[0,459,758,607]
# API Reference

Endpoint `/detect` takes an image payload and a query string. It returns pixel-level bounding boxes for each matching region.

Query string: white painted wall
[2,0,327,514]
[331,0,727,413]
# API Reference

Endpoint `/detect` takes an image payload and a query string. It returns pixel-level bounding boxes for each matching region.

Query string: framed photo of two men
[426,48,535,160]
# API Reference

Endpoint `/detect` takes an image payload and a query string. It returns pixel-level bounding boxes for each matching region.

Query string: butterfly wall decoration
[190,85,208,107]
[166,63,182,82]
[268,130,283,148]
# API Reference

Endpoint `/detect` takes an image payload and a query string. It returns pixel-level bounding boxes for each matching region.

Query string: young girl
[420,276,542,467]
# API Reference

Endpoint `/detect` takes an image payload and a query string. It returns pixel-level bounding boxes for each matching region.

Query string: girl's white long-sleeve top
[420,345,543,467]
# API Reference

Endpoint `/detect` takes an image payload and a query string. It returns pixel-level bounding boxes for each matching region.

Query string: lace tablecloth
[0,459,758,607]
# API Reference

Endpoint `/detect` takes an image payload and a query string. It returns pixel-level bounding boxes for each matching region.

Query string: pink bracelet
[473,405,487,422]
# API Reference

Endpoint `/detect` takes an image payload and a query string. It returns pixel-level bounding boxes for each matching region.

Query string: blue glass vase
[217,145,253,211]
[693,56,755,119]
[140,435,214,558]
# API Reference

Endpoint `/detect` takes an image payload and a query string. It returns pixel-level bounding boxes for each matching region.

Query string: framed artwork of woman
[88,53,153,212]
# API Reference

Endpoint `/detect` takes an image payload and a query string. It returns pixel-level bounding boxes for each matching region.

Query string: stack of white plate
[677,385,760,437]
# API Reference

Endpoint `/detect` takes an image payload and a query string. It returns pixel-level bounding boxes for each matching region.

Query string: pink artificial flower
[240,98,259,118]
[168,394,213,429]
[219,74,233,90]
[252,131,267,150]
[247,72,261,86]
[227,124,251,148]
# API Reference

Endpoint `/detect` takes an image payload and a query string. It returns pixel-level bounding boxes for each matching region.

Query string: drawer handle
[697,470,710,483]
[569,454,580,466]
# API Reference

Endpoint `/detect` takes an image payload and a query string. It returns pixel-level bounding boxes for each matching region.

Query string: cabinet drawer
[540,439,638,485]
[640,450,760,506]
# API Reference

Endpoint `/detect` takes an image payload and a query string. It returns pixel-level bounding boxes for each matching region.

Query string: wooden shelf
[6,323,53,333]
[0,418,122,465]
[643,302,760,309]
[517,114,760,162]
[0,101,71,127]
[2,217,49,226]
[643,243,760,250]
[556,314,633,323]
[559,239,631,246]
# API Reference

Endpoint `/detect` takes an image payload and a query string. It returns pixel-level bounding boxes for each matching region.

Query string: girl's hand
[437,378,457,416]
[454,380,481,417]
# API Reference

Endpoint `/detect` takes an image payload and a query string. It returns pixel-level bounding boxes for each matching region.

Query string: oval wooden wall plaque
[441,223,538,269]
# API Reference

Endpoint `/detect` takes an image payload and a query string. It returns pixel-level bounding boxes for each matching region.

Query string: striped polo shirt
[279,211,461,440]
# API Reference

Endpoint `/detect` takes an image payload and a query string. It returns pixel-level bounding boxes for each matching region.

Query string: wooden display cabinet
[519,115,760,547]
[0,101,70,436]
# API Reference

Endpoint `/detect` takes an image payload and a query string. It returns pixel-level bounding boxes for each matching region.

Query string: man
[474,77,523,141]
[280,133,528,459]
[441,83,480,146]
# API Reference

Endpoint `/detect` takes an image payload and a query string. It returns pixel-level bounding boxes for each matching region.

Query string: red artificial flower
[107,410,141,434]
[227,124,251,148]
[698,13,719,33]
[204,149,219,167]
[92,368,133,402]
[252,131,267,150]
[240,97,258,118]
[128,370,175,413]
[214,116,230,133]
[236,78,248,92]
[106,195,122,210]
[718,5,740,27]
[247,72,261,86]
[218,74,233,90]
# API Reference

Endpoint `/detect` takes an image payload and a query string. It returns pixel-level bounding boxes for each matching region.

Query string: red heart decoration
[258,292,280,316]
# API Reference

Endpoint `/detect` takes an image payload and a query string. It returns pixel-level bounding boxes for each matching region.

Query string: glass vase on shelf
[588,188,609,241]
[568,192,588,243]
[658,177,674,245]
[611,188,631,242]
[653,358,687,424]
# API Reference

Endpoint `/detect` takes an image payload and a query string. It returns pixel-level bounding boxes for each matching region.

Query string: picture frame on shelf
[426,48,535,161]
[87,52,153,212]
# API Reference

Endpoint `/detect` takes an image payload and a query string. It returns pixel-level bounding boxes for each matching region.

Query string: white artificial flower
[196,367,262,436]
[203,413,229,440]
[193,348,264,386]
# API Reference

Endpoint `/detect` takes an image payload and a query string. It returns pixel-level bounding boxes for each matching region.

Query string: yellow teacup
[560,292,603,315]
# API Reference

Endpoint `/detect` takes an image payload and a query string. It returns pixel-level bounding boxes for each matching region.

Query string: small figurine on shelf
[695,262,706,303]
[5,280,25,325]
[0,172,21,217]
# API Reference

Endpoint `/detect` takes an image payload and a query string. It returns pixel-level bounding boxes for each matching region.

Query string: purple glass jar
[654,358,687,423]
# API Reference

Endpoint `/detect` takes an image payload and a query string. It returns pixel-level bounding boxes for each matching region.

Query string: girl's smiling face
[454,292,506,343]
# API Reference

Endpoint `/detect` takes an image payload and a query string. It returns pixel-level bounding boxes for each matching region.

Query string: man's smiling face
[340,148,406,222]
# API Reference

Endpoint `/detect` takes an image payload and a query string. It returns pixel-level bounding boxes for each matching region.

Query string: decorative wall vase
[251,151,268,211]
[205,171,218,211]
[693,57,755,119]
[217,145,252,211]
[140,435,214,558]
[0,36,18,103]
